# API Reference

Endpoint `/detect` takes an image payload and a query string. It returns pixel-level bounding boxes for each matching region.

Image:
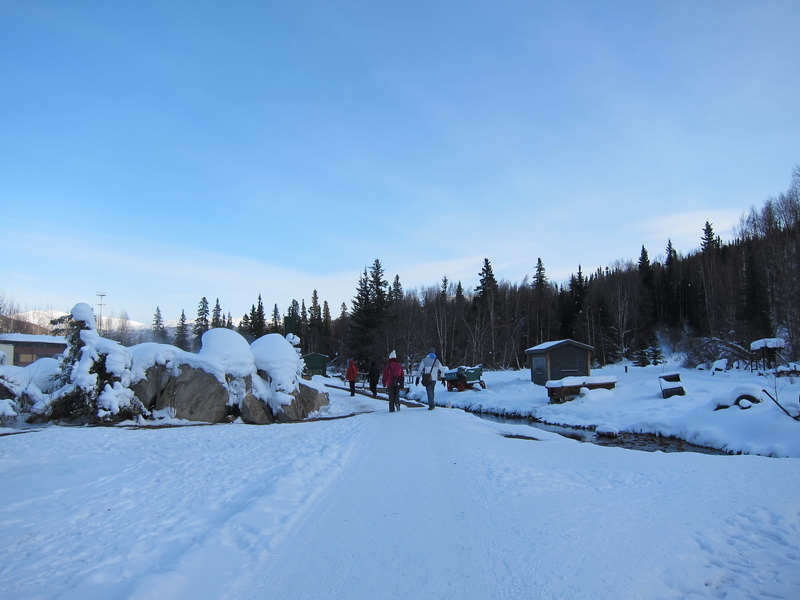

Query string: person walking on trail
[368,360,380,397]
[345,359,359,397]
[382,351,404,412]
[415,348,445,410]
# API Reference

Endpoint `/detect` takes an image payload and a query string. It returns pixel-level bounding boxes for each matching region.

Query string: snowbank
[402,362,800,457]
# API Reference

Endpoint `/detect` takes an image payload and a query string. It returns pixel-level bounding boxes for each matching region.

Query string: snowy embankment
[1,385,799,600]
[402,362,800,458]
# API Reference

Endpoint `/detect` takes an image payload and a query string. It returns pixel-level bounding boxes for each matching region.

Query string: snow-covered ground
[402,361,800,458]
[2,362,799,599]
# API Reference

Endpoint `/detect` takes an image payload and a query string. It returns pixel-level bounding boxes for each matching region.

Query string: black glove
[415,377,420,386]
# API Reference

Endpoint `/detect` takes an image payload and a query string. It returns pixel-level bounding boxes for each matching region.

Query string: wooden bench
[776,364,800,378]
[546,376,617,403]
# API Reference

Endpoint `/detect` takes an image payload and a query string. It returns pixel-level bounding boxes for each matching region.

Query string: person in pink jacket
[382,350,404,412]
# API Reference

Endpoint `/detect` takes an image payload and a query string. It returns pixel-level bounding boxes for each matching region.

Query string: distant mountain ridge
[9,310,149,333]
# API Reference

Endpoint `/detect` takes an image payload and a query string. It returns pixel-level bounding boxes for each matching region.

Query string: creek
[477,413,729,455]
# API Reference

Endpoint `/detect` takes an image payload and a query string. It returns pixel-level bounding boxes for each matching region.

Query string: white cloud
[636,209,743,257]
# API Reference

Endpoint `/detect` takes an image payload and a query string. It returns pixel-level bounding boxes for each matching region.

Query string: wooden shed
[524,339,593,386]
[0,333,67,367]
[301,352,329,377]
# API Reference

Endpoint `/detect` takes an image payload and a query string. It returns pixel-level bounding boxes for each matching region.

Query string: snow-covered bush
[0,398,18,427]
[681,337,750,369]
[48,303,148,423]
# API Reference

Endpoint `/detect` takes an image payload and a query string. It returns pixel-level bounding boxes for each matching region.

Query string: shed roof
[524,339,594,353]
[0,333,67,345]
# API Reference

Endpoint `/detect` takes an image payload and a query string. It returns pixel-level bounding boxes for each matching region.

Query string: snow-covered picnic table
[545,375,617,402]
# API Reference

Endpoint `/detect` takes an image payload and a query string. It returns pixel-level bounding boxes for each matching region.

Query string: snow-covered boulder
[127,330,326,424]
[15,302,327,426]
[251,335,303,391]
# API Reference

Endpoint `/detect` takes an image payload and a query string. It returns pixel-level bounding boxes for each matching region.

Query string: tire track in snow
[124,418,365,600]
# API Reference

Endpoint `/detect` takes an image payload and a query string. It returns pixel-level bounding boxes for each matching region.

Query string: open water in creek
[476,413,729,455]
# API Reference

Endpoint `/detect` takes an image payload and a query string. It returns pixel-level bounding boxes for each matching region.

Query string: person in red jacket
[382,350,404,412]
[345,359,358,396]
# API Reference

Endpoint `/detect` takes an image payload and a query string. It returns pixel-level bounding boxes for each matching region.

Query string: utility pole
[96,292,106,335]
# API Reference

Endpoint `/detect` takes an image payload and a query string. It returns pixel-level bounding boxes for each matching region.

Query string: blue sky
[2,0,798,325]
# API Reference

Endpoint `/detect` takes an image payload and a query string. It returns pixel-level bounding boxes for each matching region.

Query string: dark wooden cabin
[524,339,593,386]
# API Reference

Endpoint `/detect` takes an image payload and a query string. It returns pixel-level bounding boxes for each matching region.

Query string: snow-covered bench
[545,376,617,403]
[659,371,685,398]
[776,363,800,378]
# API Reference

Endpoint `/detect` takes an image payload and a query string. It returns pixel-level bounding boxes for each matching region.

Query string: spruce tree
[308,291,322,352]
[211,299,223,328]
[348,259,390,363]
[237,313,252,340]
[533,258,548,294]
[152,307,168,343]
[699,222,719,335]
[531,257,551,345]
[193,297,210,350]
[174,310,190,351]
[322,300,332,350]
[391,275,404,303]
[663,239,681,328]
[474,258,500,366]
[249,295,267,339]
[701,221,720,252]
[475,258,499,307]
[368,259,390,321]
[309,291,322,327]
[271,304,281,333]
[636,246,656,353]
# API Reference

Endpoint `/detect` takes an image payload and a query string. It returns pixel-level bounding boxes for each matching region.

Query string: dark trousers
[348,380,356,396]
[425,383,436,409]
[388,387,400,412]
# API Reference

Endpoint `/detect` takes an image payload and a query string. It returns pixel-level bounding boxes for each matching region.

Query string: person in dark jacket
[345,359,358,396]
[368,360,380,397]
[382,350,404,412]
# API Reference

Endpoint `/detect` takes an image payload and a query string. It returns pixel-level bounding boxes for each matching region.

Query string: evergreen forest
[4,169,799,372]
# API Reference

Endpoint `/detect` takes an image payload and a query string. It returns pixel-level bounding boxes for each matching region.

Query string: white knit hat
[389,350,397,359]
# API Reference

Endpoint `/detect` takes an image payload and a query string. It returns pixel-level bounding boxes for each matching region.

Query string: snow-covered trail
[223,407,800,600]
[232,407,537,600]
[2,399,799,600]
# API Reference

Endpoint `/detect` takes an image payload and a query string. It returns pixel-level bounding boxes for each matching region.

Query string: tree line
[4,168,798,372]
[336,167,800,370]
